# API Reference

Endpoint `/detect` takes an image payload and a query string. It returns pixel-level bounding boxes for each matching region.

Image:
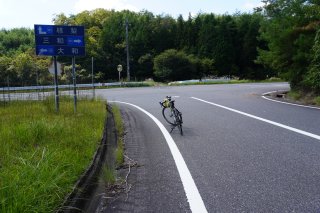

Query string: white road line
[261,92,320,110]
[110,101,208,213]
[191,97,320,141]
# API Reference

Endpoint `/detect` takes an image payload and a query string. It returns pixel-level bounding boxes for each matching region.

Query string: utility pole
[125,18,130,81]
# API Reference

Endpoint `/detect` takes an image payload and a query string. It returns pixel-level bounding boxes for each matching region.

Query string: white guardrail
[0,82,126,91]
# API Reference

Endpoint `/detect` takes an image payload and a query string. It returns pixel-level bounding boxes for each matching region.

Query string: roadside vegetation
[112,105,125,168]
[0,97,106,212]
[1,1,318,90]
[102,104,125,187]
[286,90,320,107]
[0,1,319,99]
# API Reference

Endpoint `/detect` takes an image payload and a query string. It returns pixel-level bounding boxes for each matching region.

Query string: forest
[0,0,319,94]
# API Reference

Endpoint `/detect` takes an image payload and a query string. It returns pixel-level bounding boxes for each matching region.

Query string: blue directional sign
[34,25,85,56]
[35,35,85,46]
[34,25,84,36]
[36,46,85,56]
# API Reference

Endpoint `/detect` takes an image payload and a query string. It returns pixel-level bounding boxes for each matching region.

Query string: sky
[0,0,264,29]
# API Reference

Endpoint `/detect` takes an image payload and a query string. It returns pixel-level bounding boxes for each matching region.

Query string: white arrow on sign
[39,48,48,54]
[74,39,82,43]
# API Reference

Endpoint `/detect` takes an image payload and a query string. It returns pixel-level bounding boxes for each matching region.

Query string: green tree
[153,49,212,82]
[256,0,320,90]
[0,56,11,86]
[305,28,320,92]
[137,53,154,79]
[235,13,267,79]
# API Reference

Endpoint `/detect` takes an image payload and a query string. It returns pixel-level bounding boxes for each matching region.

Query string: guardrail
[0,82,123,91]
[0,82,148,102]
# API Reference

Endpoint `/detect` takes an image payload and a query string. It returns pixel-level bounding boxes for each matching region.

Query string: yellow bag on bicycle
[163,99,170,108]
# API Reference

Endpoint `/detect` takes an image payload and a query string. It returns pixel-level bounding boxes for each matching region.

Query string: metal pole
[92,57,95,98]
[125,19,130,81]
[72,57,77,113]
[119,71,121,83]
[36,66,40,100]
[53,56,59,112]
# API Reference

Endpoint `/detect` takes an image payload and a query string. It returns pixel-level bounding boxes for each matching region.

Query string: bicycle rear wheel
[174,109,183,135]
[162,107,175,125]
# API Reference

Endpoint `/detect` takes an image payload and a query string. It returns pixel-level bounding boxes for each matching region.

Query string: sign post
[72,57,77,113]
[53,56,59,112]
[34,25,85,112]
[117,64,123,84]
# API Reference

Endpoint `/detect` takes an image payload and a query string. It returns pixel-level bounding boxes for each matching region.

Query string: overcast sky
[0,0,264,29]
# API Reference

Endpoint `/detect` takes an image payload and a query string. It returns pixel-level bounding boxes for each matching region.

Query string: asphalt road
[96,82,320,212]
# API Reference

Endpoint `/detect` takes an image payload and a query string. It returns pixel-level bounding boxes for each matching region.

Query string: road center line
[191,97,320,141]
[110,101,208,213]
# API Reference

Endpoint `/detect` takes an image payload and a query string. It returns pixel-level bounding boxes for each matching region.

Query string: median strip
[191,97,320,141]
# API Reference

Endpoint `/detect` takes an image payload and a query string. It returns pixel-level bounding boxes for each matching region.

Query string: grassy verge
[287,90,320,106]
[101,104,124,187]
[0,97,106,212]
[112,105,125,167]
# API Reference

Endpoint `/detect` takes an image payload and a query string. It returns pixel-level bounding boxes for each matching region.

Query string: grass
[0,96,106,212]
[287,90,320,106]
[287,90,302,100]
[112,105,124,167]
[100,104,125,188]
[315,96,320,105]
[102,166,116,186]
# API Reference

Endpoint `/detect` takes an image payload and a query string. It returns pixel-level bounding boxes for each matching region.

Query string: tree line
[0,0,319,94]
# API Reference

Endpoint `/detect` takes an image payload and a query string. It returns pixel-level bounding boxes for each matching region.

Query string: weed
[112,105,124,166]
[314,96,320,106]
[287,90,301,100]
[0,97,106,212]
[102,166,116,186]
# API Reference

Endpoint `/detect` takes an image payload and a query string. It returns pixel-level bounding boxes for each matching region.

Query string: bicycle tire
[178,123,183,135]
[162,107,175,125]
[174,109,183,135]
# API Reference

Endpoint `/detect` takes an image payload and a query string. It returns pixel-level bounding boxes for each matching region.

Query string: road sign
[35,36,84,46]
[117,64,123,72]
[36,46,85,56]
[35,25,84,36]
[34,25,85,56]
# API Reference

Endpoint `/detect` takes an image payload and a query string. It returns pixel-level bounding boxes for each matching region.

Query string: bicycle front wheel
[162,107,175,125]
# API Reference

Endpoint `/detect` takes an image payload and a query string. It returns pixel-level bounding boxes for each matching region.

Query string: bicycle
[159,96,183,135]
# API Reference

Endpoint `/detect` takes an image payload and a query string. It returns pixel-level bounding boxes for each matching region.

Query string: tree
[0,56,11,86]
[305,28,320,93]
[11,53,34,86]
[256,0,320,90]
[137,53,154,79]
[153,49,214,82]
[235,13,268,79]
